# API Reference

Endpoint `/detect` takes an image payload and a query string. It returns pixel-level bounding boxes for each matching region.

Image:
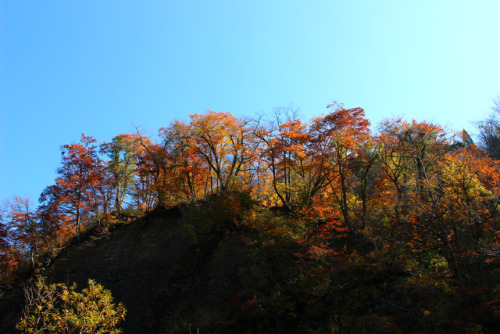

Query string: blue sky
[1,0,500,203]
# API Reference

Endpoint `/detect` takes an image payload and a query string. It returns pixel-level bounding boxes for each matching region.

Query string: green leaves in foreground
[16,276,126,333]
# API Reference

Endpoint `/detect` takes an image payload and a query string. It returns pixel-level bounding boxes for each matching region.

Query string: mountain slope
[5,195,497,333]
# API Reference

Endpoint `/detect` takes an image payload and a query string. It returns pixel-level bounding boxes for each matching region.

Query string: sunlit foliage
[16,276,126,333]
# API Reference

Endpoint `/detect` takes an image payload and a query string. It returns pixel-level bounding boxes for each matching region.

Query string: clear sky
[1,0,500,203]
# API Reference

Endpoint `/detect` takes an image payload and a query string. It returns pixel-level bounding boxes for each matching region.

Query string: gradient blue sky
[1,0,500,203]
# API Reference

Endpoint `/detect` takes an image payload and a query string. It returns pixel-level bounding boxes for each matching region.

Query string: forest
[1,102,499,333]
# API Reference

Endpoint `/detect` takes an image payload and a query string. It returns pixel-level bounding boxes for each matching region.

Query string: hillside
[2,193,499,333]
[2,199,302,333]
[46,204,284,333]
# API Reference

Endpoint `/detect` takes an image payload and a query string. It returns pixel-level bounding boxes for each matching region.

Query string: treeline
[1,102,499,327]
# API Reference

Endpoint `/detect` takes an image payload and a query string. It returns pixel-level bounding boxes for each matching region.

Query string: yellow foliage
[16,276,126,334]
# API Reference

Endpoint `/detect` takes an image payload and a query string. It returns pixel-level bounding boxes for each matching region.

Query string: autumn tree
[40,134,107,237]
[37,184,73,254]
[295,117,332,208]
[1,197,39,267]
[189,111,253,193]
[312,103,372,231]
[90,162,115,227]
[133,130,178,208]
[274,118,309,208]
[378,119,443,225]
[376,119,500,290]
[159,121,208,201]
[253,107,308,209]
[417,144,499,287]
[374,119,448,272]
[114,133,158,211]
[101,134,139,213]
